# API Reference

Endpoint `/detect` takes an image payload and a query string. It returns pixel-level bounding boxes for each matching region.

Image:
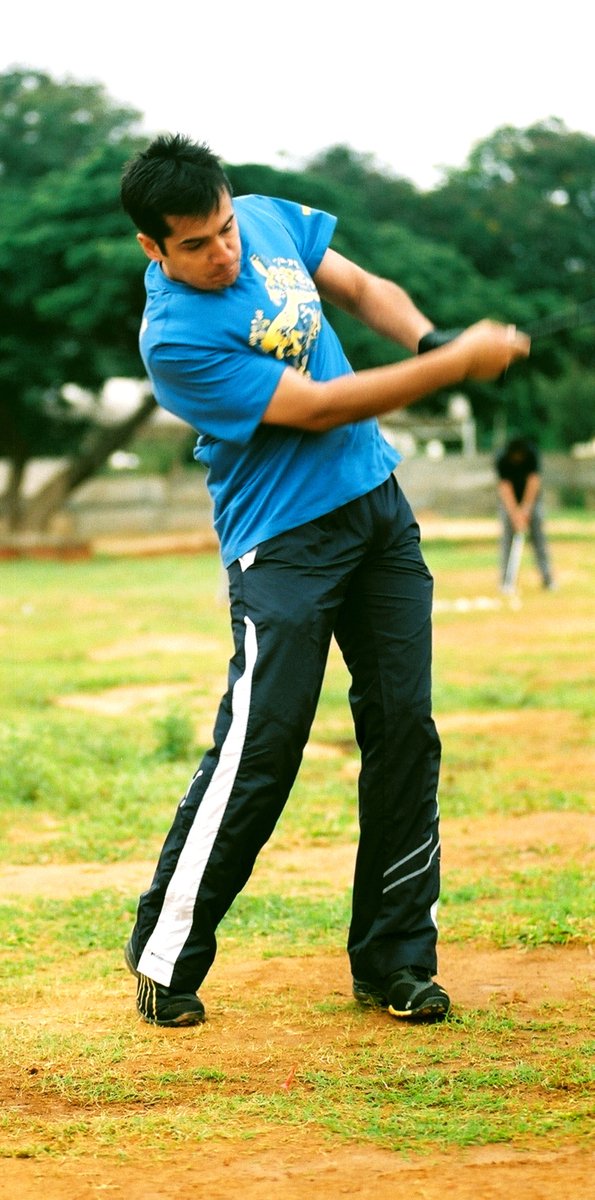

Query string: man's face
[137,189,242,291]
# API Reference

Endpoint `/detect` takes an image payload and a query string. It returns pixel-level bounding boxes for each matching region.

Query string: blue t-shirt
[140,195,400,566]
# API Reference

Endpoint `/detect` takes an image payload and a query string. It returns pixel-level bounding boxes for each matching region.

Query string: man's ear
[137,232,164,262]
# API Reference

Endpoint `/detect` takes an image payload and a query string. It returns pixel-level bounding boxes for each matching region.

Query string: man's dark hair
[506,436,534,458]
[120,133,232,250]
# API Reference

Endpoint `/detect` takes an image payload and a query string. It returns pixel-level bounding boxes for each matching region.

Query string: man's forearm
[315,250,433,353]
[521,473,541,514]
[344,274,434,353]
[498,480,518,519]
[301,341,469,430]
[263,321,530,433]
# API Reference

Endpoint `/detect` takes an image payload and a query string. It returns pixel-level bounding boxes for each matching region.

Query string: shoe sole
[140,1010,205,1028]
[388,999,450,1021]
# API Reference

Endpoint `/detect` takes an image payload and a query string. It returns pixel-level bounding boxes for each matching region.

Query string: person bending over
[496,436,554,589]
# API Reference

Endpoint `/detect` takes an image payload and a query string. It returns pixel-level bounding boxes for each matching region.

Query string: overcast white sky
[3,0,593,189]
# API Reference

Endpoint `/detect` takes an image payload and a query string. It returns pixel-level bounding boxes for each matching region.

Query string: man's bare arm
[498,479,519,521]
[498,472,541,533]
[314,248,433,352]
[521,472,541,514]
[262,321,530,433]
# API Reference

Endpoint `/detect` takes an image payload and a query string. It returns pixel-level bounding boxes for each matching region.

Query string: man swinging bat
[120,133,530,1027]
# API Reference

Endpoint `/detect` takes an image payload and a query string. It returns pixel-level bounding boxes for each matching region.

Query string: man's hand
[454,320,531,380]
[513,509,530,533]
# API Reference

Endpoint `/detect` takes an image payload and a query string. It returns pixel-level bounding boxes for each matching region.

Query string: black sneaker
[124,938,205,1027]
[352,978,389,1008]
[353,966,450,1022]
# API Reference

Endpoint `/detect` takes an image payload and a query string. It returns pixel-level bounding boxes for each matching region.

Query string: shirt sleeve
[261,196,337,276]
[141,197,338,446]
[147,341,287,446]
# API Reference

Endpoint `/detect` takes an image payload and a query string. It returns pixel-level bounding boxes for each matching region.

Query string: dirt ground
[1,808,593,1200]
[1,1131,593,1200]
[2,941,593,1200]
[2,537,593,1198]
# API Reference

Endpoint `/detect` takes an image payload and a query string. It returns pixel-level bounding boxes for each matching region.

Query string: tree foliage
[422,120,594,299]
[1,70,593,532]
[229,125,594,447]
[0,69,151,530]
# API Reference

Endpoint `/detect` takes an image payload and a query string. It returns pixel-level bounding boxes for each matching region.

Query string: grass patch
[0,535,593,1163]
[1,543,593,863]
[0,890,351,978]
[441,867,594,945]
[1,860,592,994]
[0,1005,592,1157]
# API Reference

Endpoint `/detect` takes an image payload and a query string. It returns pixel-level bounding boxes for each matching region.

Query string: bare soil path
[1,812,593,1199]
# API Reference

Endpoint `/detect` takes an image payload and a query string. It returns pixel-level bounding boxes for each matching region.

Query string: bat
[526,298,595,340]
[502,532,525,595]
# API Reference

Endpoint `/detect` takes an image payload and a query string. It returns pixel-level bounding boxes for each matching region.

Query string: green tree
[422,120,594,300]
[0,69,154,532]
[2,82,592,542]
[287,133,595,447]
[407,121,595,443]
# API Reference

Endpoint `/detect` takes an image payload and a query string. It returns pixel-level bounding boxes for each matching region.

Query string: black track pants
[132,476,442,993]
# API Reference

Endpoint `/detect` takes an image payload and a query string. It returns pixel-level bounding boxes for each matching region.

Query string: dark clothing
[131,476,441,993]
[496,440,540,503]
[495,439,553,587]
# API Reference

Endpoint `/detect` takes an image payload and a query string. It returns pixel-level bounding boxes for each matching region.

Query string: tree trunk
[14,394,157,533]
[0,453,27,531]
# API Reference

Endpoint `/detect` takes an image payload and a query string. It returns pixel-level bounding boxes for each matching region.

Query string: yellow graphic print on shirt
[248,255,322,375]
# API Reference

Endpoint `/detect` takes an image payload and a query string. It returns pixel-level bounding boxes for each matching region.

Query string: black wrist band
[418,329,463,354]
